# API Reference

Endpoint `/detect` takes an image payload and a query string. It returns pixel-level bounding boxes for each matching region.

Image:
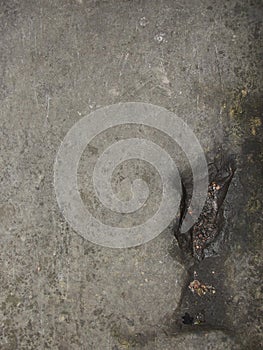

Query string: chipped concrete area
[0,1,262,349]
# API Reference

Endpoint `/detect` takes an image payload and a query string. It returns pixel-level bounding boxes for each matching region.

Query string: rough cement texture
[0,0,262,349]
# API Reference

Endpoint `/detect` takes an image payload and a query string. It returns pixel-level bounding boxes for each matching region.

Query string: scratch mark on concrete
[119,52,129,77]
[214,44,223,91]
[46,94,51,121]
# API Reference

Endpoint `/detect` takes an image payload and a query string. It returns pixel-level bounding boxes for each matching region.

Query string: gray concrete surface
[0,0,262,349]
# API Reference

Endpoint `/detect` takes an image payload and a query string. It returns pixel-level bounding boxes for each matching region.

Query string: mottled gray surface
[0,0,262,349]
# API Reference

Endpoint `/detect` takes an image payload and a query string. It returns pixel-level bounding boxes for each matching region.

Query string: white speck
[58,272,64,281]
[109,88,120,97]
[59,314,65,322]
[77,111,82,116]
[154,33,166,43]
[139,17,148,27]
[179,91,182,95]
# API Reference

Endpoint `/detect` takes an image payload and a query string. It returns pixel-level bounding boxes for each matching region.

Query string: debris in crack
[193,311,206,325]
[182,312,194,325]
[169,157,237,334]
[182,311,206,325]
[175,157,236,261]
[188,279,216,296]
